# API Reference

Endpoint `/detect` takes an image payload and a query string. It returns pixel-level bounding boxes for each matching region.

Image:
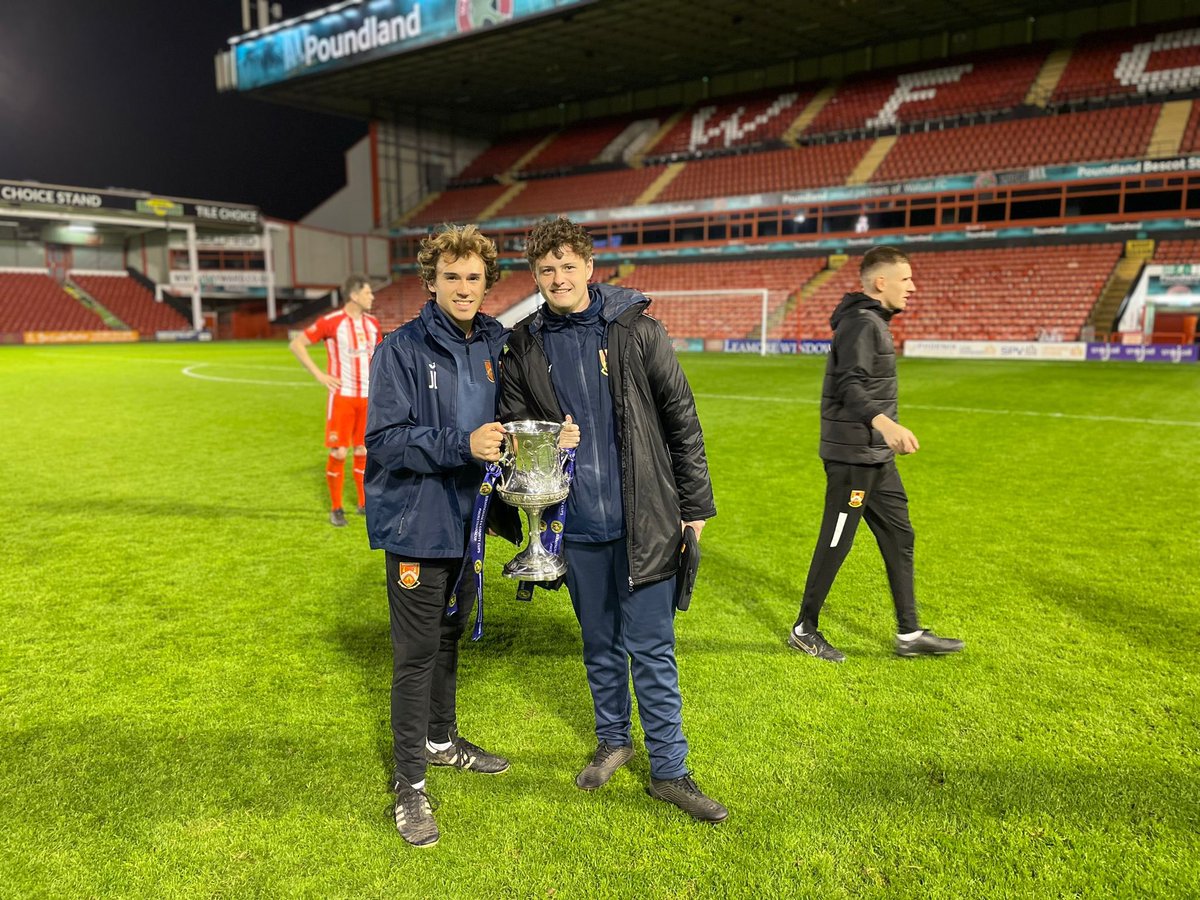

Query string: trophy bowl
[497,420,569,580]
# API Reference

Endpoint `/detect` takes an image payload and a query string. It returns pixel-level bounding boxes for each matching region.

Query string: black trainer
[424,727,510,774]
[393,780,439,848]
[787,628,846,663]
[575,743,634,791]
[356,504,367,515]
[329,508,347,527]
[896,629,965,657]
[647,773,728,823]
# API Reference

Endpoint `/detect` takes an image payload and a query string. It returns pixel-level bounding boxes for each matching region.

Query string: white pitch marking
[693,393,1200,428]
[181,363,314,387]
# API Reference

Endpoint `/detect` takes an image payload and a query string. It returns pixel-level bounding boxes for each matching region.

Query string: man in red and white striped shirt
[290,275,382,526]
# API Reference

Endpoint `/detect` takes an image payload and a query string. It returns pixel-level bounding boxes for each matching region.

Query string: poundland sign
[233,0,592,90]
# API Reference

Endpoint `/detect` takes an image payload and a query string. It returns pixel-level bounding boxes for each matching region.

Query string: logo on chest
[427,363,438,390]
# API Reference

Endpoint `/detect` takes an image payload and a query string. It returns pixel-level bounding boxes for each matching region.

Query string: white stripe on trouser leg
[830,512,849,548]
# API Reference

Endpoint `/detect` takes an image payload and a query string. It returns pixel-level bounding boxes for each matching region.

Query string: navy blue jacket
[536,296,626,542]
[364,301,520,558]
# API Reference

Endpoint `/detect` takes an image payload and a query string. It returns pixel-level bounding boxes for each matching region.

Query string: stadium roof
[230,0,1106,121]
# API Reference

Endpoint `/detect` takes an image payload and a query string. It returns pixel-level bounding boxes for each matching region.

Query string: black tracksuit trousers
[796,459,920,634]
[385,552,470,785]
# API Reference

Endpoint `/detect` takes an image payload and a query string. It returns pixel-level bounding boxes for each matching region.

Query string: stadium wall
[126,232,170,285]
[302,136,374,234]
[70,245,123,272]
[0,240,47,269]
[374,120,489,226]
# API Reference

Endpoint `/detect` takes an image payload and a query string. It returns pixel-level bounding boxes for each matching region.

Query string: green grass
[1,342,1197,898]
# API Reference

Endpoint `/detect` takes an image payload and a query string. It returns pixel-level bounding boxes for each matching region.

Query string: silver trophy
[497,420,570,581]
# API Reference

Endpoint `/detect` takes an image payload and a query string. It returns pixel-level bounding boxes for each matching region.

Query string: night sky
[0,0,367,222]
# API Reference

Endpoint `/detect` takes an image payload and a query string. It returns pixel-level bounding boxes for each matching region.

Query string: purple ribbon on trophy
[452,421,576,641]
[516,448,575,602]
[450,461,502,641]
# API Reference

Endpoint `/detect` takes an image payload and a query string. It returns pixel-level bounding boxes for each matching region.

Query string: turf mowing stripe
[694,392,1200,428]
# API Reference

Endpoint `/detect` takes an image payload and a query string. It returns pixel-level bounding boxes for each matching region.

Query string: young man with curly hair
[364,224,521,847]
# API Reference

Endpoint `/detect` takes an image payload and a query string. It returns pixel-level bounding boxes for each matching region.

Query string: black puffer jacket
[818,292,899,465]
[499,284,716,589]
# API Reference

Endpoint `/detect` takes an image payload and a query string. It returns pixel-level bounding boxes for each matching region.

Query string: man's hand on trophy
[470,421,507,462]
[558,414,580,449]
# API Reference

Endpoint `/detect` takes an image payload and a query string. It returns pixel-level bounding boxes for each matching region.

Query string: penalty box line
[694,393,1200,429]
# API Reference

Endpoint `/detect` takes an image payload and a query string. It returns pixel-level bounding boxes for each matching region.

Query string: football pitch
[1,341,1197,898]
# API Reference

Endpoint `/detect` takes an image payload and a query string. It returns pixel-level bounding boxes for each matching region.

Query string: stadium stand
[650,88,819,157]
[870,104,1160,182]
[482,271,539,317]
[408,183,515,228]
[657,141,872,201]
[370,279,429,332]
[519,117,638,174]
[491,167,666,219]
[1050,23,1200,106]
[1180,101,1200,153]
[622,257,825,339]
[0,272,110,334]
[790,244,1122,343]
[1154,239,1200,264]
[805,47,1050,135]
[453,131,551,183]
[72,274,189,334]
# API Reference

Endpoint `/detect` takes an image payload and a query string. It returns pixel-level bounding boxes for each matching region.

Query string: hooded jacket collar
[830,291,897,330]
[420,298,503,347]
[529,283,647,335]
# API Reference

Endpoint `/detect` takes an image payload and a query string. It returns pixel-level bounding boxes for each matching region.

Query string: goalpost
[641,288,782,356]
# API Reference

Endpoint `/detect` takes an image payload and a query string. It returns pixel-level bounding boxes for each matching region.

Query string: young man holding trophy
[498,216,727,823]
[364,224,523,848]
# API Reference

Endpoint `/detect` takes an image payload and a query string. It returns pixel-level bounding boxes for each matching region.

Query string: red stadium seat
[789,245,1122,343]
[0,272,111,334]
[1052,23,1200,106]
[871,105,1160,183]
[806,46,1050,135]
[72,274,189,335]
[621,257,825,340]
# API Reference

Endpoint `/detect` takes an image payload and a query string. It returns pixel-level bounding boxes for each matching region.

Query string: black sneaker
[647,773,728,823]
[329,508,347,527]
[425,727,510,774]
[896,629,965,657]
[575,743,634,791]
[787,628,846,663]
[393,780,439,848]
[356,504,367,515]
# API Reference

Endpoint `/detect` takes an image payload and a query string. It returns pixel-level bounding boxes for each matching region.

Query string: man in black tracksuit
[788,246,964,663]
[365,225,522,848]
[499,216,727,823]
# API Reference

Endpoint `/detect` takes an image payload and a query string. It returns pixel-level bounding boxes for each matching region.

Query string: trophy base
[502,554,568,581]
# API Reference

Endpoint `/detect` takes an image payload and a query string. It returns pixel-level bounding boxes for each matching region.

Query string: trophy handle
[497,434,517,489]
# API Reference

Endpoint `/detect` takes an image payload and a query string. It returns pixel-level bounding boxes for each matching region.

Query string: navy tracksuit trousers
[563,538,689,781]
